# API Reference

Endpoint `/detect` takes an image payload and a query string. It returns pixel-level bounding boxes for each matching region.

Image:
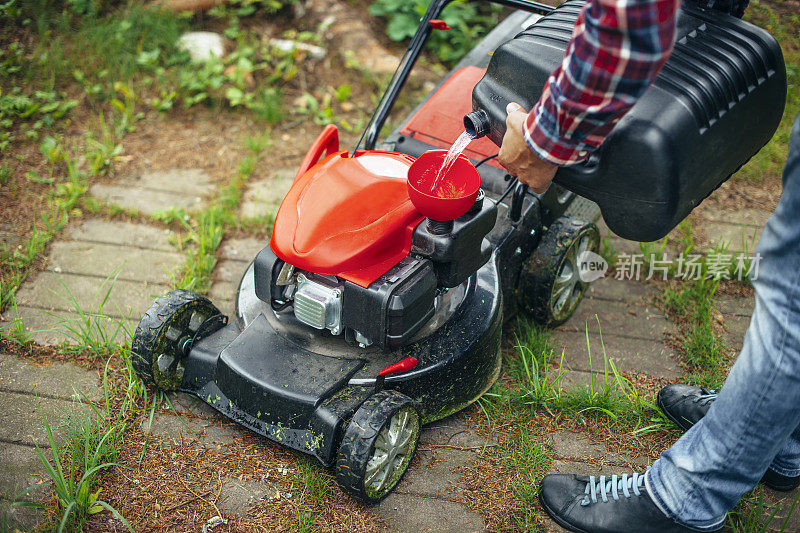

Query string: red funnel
[407,150,481,221]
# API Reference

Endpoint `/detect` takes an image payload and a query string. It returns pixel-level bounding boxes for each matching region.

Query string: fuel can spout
[463,110,491,139]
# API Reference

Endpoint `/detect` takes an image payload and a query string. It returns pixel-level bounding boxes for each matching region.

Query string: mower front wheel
[519,216,600,327]
[132,290,225,391]
[335,390,420,503]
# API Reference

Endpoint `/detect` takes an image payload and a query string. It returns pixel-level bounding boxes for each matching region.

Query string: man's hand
[498,102,558,194]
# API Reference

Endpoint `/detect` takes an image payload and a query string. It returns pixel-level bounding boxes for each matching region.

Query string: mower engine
[254,145,496,351]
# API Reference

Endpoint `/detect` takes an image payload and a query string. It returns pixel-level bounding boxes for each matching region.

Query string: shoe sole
[539,493,591,533]
[763,477,800,492]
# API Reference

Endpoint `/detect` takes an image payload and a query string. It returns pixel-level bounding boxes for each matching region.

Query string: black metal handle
[362,0,554,150]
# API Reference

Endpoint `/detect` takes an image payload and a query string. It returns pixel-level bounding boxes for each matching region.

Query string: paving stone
[239,169,294,219]
[218,238,267,262]
[550,369,609,391]
[0,354,101,402]
[716,296,755,317]
[548,458,608,476]
[65,220,176,251]
[375,493,486,532]
[4,306,136,346]
[14,271,169,320]
[402,447,475,499]
[0,497,45,532]
[584,277,657,304]
[694,206,770,228]
[90,168,216,216]
[0,391,94,447]
[723,314,752,351]
[166,391,221,419]
[419,416,493,449]
[47,241,184,283]
[141,410,243,449]
[703,222,762,254]
[559,298,672,340]
[550,435,651,469]
[0,443,50,499]
[550,330,681,379]
[214,478,275,517]
[551,431,607,459]
[119,168,216,196]
[90,185,209,215]
[763,487,800,533]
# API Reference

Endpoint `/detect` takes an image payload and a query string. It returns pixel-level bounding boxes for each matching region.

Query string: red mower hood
[270,150,425,288]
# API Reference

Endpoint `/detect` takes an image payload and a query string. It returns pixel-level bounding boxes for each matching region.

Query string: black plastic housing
[411,196,498,288]
[472,0,786,241]
[341,257,437,351]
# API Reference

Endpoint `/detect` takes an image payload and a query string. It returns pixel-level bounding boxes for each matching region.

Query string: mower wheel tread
[131,289,219,389]
[519,216,599,327]
[335,390,420,504]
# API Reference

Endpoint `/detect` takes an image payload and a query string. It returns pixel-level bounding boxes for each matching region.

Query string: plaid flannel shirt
[524,0,681,166]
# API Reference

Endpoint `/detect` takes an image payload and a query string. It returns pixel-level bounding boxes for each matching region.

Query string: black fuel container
[467,0,786,242]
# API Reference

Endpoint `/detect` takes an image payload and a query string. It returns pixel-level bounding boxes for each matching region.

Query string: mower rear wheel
[519,216,600,327]
[335,390,420,503]
[132,290,223,391]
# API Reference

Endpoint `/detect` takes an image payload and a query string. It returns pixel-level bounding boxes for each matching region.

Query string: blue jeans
[646,113,800,531]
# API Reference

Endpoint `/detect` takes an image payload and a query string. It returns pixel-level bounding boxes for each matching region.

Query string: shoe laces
[692,388,718,406]
[581,470,648,506]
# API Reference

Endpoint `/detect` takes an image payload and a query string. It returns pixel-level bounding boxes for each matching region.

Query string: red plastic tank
[271,150,425,288]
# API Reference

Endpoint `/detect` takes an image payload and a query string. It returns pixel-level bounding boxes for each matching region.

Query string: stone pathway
[90,168,215,216]
[11,220,183,345]
[0,354,102,530]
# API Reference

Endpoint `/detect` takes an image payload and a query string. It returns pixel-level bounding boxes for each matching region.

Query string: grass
[660,276,731,388]
[737,0,800,183]
[494,317,674,434]
[727,487,800,532]
[290,456,334,533]
[503,426,551,531]
[47,270,132,357]
[0,109,136,312]
[24,346,151,531]
[171,131,271,293]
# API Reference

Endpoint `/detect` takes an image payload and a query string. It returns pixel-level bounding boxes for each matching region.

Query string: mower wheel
[132,290,224,391]
[335,390,420,504]
[519,216,600,327]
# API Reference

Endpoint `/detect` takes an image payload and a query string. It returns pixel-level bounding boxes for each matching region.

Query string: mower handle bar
[362,0,554,151]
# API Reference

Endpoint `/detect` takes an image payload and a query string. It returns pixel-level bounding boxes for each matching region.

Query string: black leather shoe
[657,383,800,493]
[657,383,717,432]
[762,468,800,492]
[539,472,721,533]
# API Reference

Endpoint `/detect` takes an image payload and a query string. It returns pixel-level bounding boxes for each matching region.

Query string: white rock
[268,38,326,60]
[177,32,226,62]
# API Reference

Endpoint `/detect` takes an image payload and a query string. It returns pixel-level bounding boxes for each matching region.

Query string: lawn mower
[131,0,785,503]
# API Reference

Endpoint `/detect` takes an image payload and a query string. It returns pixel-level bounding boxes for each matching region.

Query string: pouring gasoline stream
[430,131,475,194]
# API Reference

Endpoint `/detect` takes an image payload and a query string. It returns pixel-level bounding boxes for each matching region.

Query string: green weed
[491,317,674,434]
[661,276,729,375]
[47,270,131,356]
[370,0,503,64]
[727,487,799,533]
[34,409,132,532]
[738,0,799,183]
[0,296,31,346]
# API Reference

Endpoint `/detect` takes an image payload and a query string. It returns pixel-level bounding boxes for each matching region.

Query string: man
[497,0,799,531]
